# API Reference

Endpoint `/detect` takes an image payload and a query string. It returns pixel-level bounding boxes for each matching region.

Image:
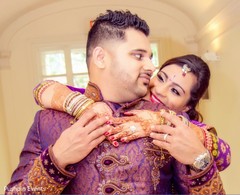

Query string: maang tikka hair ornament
[182,64,191,76]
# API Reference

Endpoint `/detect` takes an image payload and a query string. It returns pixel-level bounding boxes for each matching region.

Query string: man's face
[104,28,155,103]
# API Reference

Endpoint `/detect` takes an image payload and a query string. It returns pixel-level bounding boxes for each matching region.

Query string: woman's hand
[149,111,206,165]
[106,110,164,143]
[107,121,151,143]
[88,102,113,117]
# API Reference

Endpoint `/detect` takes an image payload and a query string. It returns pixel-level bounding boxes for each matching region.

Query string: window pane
[71,49,88,73]
[43,76,67,84]
[151,43,159,67]
[73,75,89,88]
[42,51,66,76]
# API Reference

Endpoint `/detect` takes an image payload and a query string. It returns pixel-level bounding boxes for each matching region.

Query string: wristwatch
[191,150,211,172]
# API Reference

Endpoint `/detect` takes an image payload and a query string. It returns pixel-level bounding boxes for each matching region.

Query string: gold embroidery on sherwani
[96,152,129,172]
[98,180,133,194]
[96,141,132,194]
[28,157,66,194]
[190,170,225,195]
[143,138,172,191]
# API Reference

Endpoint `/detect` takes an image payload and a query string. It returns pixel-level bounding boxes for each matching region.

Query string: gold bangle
[70,99,94,124]
[34,80,56,108]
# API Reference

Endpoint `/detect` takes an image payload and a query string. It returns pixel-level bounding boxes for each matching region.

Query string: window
[40,43,159,88]
[41,47,89,88]
[150,43,159,68]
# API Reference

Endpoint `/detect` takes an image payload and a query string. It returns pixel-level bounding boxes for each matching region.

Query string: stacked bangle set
[34,80,94,123]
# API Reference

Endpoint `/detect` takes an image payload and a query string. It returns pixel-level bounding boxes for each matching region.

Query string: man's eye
[134,54,143,60]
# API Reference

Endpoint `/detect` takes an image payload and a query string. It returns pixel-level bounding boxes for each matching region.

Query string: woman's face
[149,64,197,112]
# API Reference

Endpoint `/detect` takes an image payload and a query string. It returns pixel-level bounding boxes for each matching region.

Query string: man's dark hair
[86,10,150,64]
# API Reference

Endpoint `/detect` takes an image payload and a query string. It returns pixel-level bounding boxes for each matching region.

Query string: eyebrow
[160,71,186,94]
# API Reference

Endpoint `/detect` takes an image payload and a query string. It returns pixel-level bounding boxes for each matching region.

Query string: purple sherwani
[6,82,225,194]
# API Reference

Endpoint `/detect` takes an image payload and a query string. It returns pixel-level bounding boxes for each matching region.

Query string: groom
[6,10,224,194]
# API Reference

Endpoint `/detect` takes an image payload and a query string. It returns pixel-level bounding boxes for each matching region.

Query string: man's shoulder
[37,108,67,116]
[31,109,72,145]
[36,109,73,124]
[137,99,168,111]
[38,108,66,114]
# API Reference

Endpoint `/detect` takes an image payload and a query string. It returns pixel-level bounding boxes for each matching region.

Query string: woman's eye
[171,88,180,96]
[157,74,164,82]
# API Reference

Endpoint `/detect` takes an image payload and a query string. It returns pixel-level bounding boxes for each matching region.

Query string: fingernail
[104,131,110,136]
[110,136,115,141]
[106,120,111,124]
[121,138,126,142]
[124,112,130,115]
[113,141,119,147]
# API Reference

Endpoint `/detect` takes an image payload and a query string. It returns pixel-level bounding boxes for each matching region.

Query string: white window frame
[37,42,159,88]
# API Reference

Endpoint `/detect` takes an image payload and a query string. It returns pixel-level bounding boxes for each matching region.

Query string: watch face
[196,160,206,170]
[193,150,211,170]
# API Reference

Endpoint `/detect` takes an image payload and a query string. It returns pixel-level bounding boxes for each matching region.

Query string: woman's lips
[150,92,165,106]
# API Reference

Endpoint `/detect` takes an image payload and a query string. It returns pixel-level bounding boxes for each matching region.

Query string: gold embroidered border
[190,170,225,195]
[28,157,67,194]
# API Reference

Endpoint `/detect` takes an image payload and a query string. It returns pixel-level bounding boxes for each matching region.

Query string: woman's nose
[156,84,168,97]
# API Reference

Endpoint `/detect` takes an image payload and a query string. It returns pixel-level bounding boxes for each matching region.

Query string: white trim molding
[0,0,196,52]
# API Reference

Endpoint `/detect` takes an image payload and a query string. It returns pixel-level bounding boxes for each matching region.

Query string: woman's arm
[33,80,231,171]
[33,80,112,120]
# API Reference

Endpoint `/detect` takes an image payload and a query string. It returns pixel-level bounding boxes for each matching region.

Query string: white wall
[0,0,238,194]
[199,23,240,194]
[0,78,11,193]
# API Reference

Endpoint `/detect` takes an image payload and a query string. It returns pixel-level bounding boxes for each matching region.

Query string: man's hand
[52,109,111,169]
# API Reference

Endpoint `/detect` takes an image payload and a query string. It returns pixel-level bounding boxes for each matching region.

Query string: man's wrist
[51,144,68,169]
[41,146,76,185]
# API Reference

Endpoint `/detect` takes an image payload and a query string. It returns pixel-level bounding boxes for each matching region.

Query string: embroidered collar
[84,82,104,101]
[84,81,142,110]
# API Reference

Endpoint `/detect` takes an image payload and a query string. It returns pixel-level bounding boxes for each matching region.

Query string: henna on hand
[106,109,205,145]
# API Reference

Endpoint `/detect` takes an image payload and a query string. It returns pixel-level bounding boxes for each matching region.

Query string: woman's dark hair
[160,54,210,121]
[86,10,149,64]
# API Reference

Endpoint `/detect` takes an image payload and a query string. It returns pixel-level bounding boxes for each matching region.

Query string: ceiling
[0,0,234,36]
